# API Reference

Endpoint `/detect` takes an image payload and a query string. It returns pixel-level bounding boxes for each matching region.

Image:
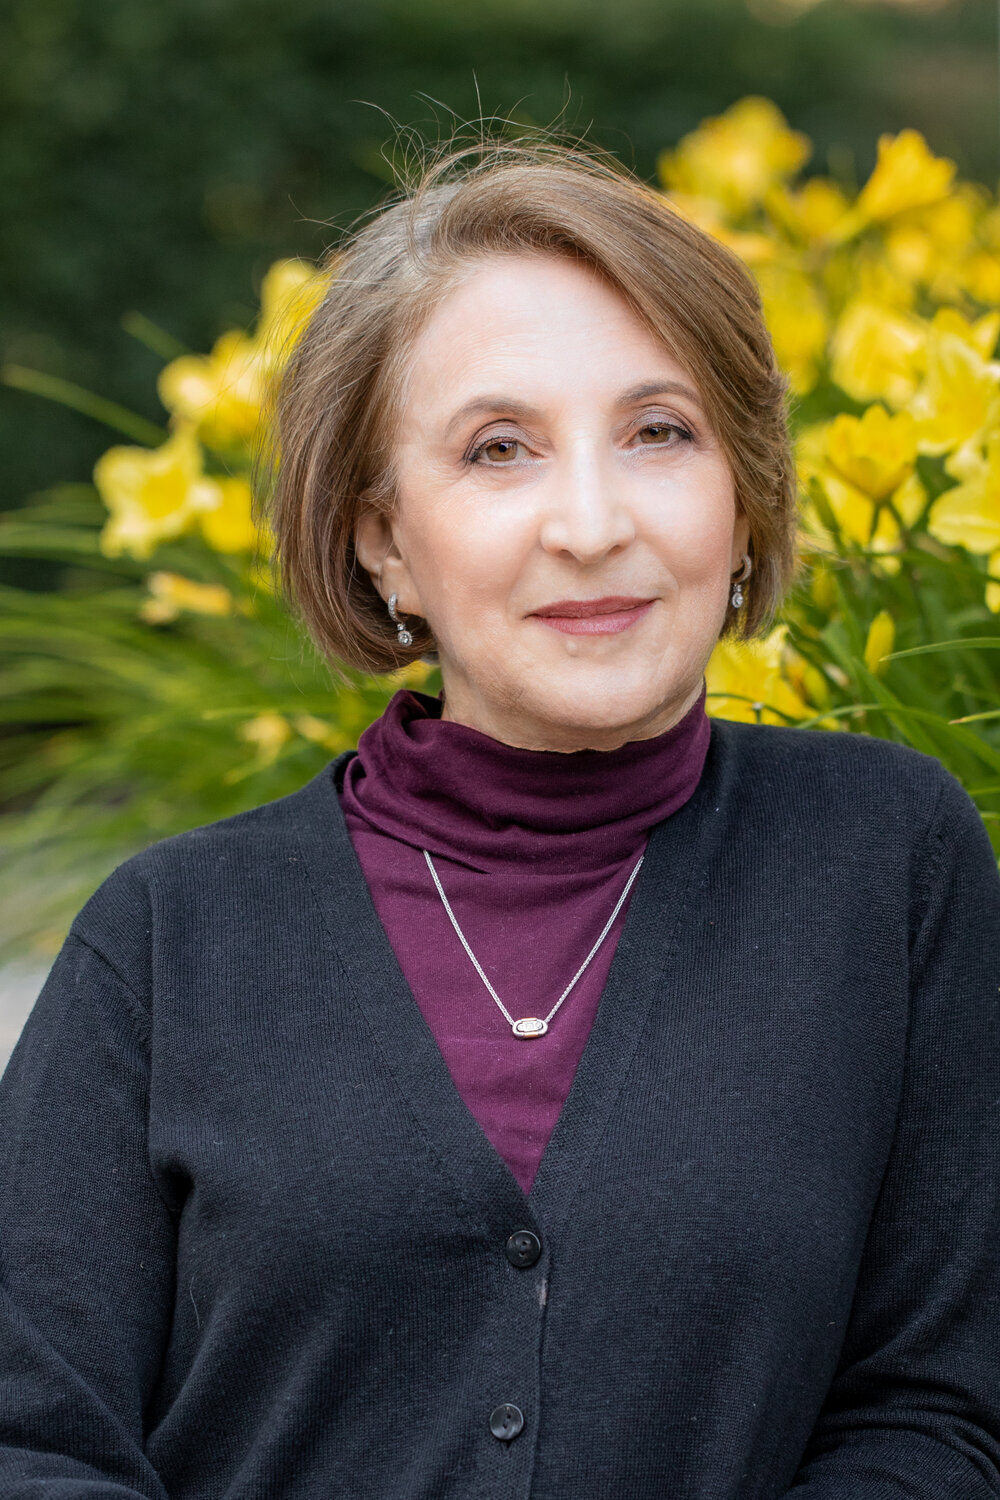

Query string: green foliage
[0,482,437,956]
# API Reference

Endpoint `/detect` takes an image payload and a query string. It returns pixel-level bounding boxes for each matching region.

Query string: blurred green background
[1,0,995,527]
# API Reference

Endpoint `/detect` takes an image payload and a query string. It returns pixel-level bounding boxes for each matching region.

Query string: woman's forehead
[397,253,701,422]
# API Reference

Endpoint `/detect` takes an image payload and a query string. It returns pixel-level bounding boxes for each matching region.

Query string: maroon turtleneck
[338,684,710,1193]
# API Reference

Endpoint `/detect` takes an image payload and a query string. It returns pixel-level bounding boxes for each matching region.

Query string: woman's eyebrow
[443,380,703,441]
[617,379,703,408]
[443,396,535,440]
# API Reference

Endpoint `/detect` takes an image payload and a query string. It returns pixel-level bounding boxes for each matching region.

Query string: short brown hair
[262,136,798,674]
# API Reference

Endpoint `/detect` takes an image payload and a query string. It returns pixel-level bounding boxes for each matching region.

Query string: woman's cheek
[669,499,736,580]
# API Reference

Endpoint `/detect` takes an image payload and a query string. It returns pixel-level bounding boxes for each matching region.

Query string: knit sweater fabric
[339,685,710,1193]
[2,718,1000,1498]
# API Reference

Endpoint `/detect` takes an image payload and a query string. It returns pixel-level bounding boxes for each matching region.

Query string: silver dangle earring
[731,553,752,610]
[387,593,413,648]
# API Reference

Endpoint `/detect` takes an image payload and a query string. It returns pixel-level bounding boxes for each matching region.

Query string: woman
[2,140,999,1498]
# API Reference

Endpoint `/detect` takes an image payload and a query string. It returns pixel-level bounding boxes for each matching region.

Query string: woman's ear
[354,508,423,616]
[353,508,393,598]
[731,510,751,572]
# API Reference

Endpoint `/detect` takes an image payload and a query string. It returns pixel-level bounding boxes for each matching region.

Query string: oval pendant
[512,1017,548,1039]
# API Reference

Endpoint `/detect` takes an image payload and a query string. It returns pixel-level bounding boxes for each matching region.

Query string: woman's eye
[470,437,524,465]
[634,422,690,446]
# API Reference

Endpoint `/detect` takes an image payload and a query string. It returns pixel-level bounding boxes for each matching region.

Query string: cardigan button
[489,1403,525,1441]
[505,1230,542,1268]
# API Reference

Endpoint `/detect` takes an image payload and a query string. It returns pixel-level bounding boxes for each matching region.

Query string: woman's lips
[530,597,655,636]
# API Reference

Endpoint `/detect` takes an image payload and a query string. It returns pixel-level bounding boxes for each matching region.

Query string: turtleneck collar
[339,682,711,873]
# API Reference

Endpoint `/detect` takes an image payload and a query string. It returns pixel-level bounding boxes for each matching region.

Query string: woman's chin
[512,671,696,744]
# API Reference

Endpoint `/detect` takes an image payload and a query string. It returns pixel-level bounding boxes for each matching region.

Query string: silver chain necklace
[422,849,645,1039]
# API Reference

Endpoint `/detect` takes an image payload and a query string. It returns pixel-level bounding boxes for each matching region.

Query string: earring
[731,553,752,610]
[387,592,413,648]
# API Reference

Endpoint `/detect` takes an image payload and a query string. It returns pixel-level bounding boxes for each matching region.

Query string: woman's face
[355,252,749,751]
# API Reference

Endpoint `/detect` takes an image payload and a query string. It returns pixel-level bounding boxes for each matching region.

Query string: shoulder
[705,720,998,949]
[707,717,983,850]
[68,755,350,983]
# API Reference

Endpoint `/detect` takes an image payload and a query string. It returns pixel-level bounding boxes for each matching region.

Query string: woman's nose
[537,450,636,562]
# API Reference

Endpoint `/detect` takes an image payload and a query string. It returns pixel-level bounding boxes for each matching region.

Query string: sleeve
[0,929,175,1498]
[785,770,1000,1497]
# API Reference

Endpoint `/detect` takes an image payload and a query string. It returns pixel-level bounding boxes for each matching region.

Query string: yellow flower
[293,714,353,753]
[809,560,838,613]
[829,299,926,407]
[853,252,917,313]
[801,663,832,710]
[158,331,264,449]
[930,307,1000,363]
[157,260,327,447]
[927,437,1000,555]
[199,476,260,554]
[140,572,234,624]
[916,188,981,254]
[825,405,917,501]
[756,264,829,394]
[855,130,956,224]
[884,225,935,287]
[805,477,905,562]
[705,625,810,724]
[987,550,1000,613]
[797,420,922,574]
[909,321,1000,458]
[765,177,851,244]
[94,426,221,559]
[863,611,895,676]
[890,469,929,527]
[256,258,328,368]
[962,251,1000,306]
[238,712,292,764]
[664,192,777,266]
[659,97,810,218]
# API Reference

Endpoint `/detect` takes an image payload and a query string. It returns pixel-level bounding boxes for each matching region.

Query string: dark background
[1,0,995,521]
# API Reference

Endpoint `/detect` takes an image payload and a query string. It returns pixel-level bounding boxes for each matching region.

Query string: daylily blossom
[927,437,1000,555]
[664,191,777,266]
[829,300,925,408]
[855,130,956,225]
[158,331,264,449]
[863,611,896,676]
[797,420,924,571]
[293,714,353,753]
[256,258,328,367]
[765,177,851,244]
[239,712,293,765]
[755,264,829,394]
[988,551,1000,614]
[94,426,221,559]
[705,626,810,725]
[930,308,1000,362]
[909,322,1000,460]
[140,572,234,624]
[659,97,810,217]
[199,476,260,554]
[158,259,327,448]
[825,406,917,501]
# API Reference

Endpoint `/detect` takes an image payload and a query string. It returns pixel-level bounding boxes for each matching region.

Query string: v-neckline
[291,723,725,1240]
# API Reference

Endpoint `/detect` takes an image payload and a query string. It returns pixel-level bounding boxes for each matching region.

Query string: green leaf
[885,637,1000,660]
[121,312,190,362]
[2,365,166,447]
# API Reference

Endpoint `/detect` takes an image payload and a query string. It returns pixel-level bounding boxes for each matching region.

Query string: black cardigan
[2,718,1000,1498]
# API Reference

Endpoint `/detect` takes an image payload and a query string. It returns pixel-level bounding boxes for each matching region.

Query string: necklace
[422,849,645,1039]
